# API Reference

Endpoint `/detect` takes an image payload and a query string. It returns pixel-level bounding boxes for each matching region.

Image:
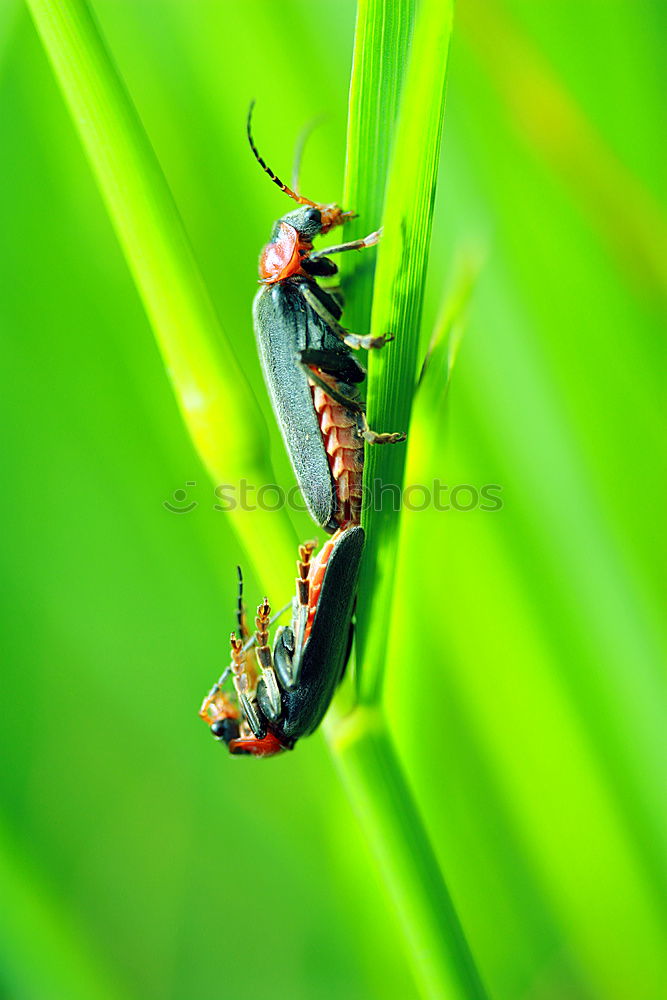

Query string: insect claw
[362,428,407,445]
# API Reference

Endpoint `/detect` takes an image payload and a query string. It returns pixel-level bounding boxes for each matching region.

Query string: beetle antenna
[291,113,326,194]
[235,564,250,641]
[247,101,320,209]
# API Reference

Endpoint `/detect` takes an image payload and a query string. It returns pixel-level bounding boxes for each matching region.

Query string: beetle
[249,103,405,533]
[199,525,364,756]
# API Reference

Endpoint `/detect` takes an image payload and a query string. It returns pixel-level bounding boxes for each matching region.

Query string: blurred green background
[1,1,664,998]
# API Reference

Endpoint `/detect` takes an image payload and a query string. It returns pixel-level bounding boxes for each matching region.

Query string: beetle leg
[256,675,280,721]
[229,633,266,738]
[299,284,392,351]
[308,228,381,260]
[299,347,365,384]
[274,539,316,689]
[304,364,407,446]
[240,692,265,738]
[303,364,365,413]
[273,625,295,690]
[253,597,282,722]
[358,411,407,445]
[322,285,345,310]
[291,539,316,686]
[198,675,234,726]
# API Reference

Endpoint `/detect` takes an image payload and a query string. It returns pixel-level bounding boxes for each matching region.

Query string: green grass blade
[24,0,296,581]
[332,3,489,999]
[342,0,416,334]
[332,710,489,1000]
[357,0,454,704]
[0,822,124,1000]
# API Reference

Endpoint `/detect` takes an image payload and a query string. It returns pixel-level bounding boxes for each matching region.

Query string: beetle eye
[210,717,240,743]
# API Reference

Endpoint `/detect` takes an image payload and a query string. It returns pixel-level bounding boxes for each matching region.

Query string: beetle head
[210,715,241,744]
[248,102,353,237]
[279,205,323,239]
[199,686,242,744]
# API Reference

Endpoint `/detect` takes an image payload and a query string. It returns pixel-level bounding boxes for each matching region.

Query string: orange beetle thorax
[259,222,312,284]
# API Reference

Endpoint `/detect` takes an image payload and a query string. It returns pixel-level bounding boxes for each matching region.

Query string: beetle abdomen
[311,380,363,527]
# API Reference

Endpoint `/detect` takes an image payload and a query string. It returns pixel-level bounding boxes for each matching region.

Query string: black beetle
[199,525,364,756]
[249,103,405,532]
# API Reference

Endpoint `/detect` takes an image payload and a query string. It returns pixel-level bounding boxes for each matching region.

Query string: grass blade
[0,822,123,1000]
[342,0,416,334]
[332,3,489,998]
[357,0,454,703]
[24,0,296,581]
[332,709,489,1000]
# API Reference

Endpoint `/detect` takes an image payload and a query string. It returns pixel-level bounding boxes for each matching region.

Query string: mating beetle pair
[199,106,404,756]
